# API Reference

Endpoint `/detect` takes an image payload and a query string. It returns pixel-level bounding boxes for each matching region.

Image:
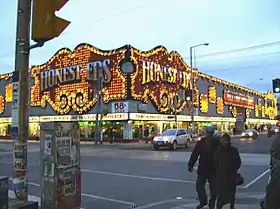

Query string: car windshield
[161,129,176,136]
[245,129,255,133]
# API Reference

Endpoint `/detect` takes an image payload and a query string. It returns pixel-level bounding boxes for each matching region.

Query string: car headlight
[198,137,201,141]
[167,136,175,141]
[249,132,253,136]
[275,129,279,132]
[241,133,245,136]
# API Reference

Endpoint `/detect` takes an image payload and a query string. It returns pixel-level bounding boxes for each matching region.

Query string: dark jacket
[214,145,241,206]
[264,160,280,209]
[188,135,220,176]
[270,135,280,168]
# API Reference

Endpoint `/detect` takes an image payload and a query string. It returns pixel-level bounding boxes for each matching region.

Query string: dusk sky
[0,0,279,93]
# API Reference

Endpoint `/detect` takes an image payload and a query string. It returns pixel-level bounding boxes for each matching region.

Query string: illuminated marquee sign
[264,91,277,119]
[223,90,254,109]
[208,86,216,103]
[130,46,198,113]
[30,44,127,114]
[39,59,112,92]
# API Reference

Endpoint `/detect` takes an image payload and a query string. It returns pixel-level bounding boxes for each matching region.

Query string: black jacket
[264,161,280,209]
[215,145,241,205]
[188,135,220,176]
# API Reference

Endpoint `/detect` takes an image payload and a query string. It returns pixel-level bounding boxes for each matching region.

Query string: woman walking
[215,133,241,209]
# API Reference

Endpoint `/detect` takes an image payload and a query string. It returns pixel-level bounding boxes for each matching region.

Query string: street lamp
[190,43,209,135]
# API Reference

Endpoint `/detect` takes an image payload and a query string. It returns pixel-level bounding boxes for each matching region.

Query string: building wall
[0,44,277,122]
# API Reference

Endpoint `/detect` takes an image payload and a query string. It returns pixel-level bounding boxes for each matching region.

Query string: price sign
[112,102,128,113]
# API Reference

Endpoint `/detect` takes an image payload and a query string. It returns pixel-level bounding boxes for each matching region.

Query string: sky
[0,0,279,93]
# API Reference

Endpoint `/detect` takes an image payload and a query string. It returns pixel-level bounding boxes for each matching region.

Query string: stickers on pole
[12,82,19,109]
[13,142,27,170]
[12,82,19,127]
[44,134,52,156]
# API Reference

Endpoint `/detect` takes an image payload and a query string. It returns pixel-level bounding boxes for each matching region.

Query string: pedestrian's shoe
[196,202,207,209]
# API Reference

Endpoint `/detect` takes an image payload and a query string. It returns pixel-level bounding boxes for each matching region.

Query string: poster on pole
[55,122,80,168]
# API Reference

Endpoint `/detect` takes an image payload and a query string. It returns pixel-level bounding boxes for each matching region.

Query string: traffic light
[185,89,192,102]
[272,79,280,93]
[32,0,71,42]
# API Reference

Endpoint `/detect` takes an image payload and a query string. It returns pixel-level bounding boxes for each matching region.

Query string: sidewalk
[171,203,261,209]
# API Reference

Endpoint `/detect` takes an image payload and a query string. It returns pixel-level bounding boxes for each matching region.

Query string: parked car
[152,129,192,150]
[241,129,258,139]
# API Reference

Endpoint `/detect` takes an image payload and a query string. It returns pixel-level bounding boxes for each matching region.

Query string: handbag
[236,173,244,186]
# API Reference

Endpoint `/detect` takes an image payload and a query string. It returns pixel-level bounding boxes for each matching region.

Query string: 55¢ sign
[111,102,128,113]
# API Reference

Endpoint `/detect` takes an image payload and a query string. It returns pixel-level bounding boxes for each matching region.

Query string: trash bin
[0,176,8,209]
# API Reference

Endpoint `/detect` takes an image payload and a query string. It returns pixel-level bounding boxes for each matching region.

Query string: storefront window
[79,121,85,137]
[0,123,9,136]
[29,122,40,137]
[102,122,124,139]
[131,121,186,139]
[86,121,124,139]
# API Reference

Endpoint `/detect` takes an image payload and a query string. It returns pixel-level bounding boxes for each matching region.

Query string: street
[0,134,273,209]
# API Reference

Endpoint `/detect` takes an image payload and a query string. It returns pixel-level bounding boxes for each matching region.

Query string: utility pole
[11,0,71,202]
[11,0,31,201]
[95,71,103,145]
[174,94,178,129]
[189,43,209,136]
[99,74,104,145]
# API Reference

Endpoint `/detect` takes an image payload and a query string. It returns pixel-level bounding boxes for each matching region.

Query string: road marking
[242,168,270,188]
[1,160,194,184]
[1,161,269,188]
[82,168,196,184]
[134,198,195,209]
[9,180,135,206]
[82,193,135,205]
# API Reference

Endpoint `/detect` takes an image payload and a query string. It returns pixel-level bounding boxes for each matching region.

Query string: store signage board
[39,113,128,122]
[111,102,128,113]
[130,46,195,114]
[30,44,128,115]
[223,90,254,109]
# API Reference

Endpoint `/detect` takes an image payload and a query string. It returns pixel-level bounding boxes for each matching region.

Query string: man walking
[260,135,280,209]
[188,126,220,209]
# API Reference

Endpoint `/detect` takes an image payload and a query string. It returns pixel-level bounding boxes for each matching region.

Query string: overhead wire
[197,51,280,64]
[0,0,158,59]
[184,41,280,60]
[202,62,280,73]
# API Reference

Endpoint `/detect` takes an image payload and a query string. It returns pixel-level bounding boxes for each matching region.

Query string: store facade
[0,44,277,140]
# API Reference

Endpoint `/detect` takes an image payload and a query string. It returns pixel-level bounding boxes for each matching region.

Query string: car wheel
[170,141,177,150]
[185,139,191,148]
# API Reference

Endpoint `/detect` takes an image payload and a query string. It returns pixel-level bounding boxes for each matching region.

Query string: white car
[152,129,192,150]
